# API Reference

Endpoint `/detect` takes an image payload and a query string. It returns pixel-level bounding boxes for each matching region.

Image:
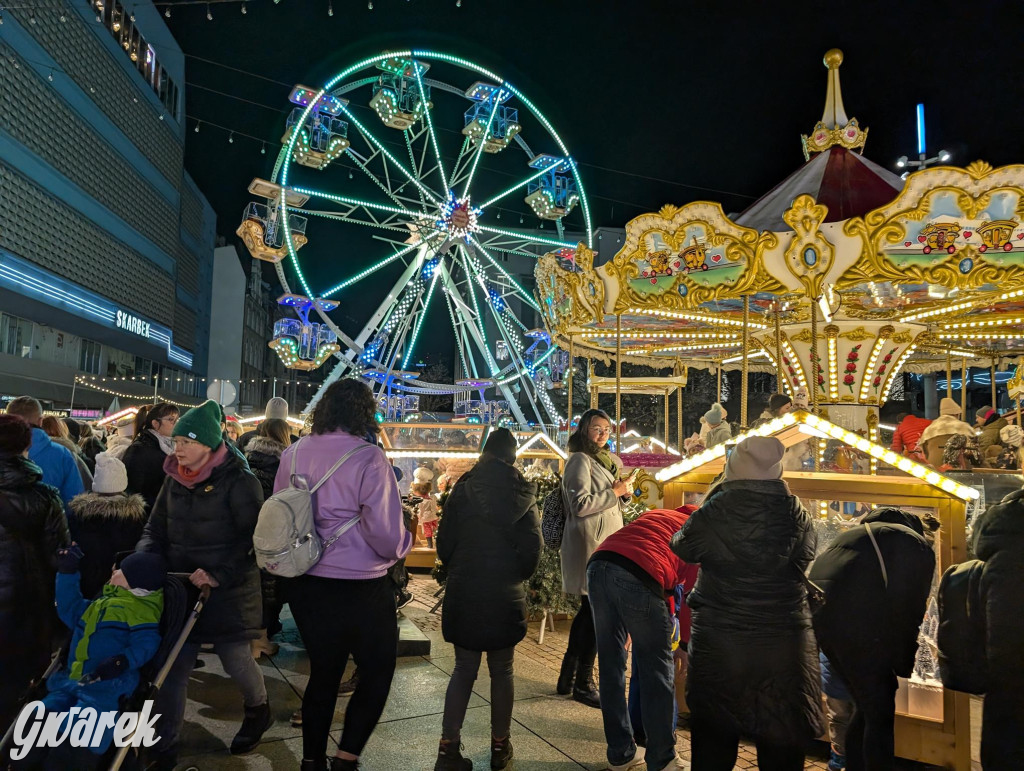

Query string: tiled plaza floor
[171,572,975,770]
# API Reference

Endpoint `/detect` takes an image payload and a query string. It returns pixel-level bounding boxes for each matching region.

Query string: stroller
[0,567,210,771]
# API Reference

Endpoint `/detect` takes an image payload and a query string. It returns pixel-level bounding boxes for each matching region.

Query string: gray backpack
[254,441,372,577]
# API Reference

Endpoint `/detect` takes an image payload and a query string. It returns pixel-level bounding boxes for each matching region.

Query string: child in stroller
[13,546,165,769]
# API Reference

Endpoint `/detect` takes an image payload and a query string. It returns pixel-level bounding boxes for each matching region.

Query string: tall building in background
[0,0,216,415]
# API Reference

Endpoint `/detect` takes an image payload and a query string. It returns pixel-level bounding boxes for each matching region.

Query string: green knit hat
[172,400,224,449]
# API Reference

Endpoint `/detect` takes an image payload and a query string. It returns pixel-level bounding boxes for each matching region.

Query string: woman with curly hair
[274,379,412,771]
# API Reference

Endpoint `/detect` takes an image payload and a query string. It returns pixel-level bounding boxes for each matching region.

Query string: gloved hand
[56,543,84,574]
[81,655,128,684]
[1000,424,1023,448]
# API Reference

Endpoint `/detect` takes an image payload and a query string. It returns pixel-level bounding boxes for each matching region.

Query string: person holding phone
[558,408,629,708]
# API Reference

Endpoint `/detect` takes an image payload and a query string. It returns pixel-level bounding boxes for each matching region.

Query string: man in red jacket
[587,507,697,771]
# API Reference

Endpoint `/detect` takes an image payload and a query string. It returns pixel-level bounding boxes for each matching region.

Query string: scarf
[149,429,175,455]
[595,448,618,477]
[164,443,229,489]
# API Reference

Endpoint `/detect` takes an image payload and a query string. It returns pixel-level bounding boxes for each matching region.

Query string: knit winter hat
[768,393,793,413]
[976,405,997,423]
[482,427,517,465]
[413,466,434,484]
[93,451,128,494]
[120,552,167,593]
[703,403,724,426]
[172,400,224,449]
[265,397,289,421]
[724,436,785,481]
[939,397,962,417]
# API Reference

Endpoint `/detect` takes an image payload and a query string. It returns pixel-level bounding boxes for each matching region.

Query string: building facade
[0,0,215,413]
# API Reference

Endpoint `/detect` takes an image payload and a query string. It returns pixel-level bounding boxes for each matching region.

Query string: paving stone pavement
[171,572,970,771]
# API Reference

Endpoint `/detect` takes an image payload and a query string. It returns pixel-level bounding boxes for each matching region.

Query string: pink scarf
[163,443,229,489]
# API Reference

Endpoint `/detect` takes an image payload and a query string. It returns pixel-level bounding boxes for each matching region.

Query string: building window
[0,313,33,357]
[79,339,102,375]
[91,0,180,120]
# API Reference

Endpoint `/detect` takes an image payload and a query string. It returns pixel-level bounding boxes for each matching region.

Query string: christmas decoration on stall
[521,465,580,618]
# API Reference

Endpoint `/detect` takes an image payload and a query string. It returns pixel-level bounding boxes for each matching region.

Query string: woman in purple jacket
[274,379,412,771]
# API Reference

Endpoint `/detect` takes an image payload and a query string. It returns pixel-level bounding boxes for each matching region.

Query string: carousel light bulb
[165,7,170,17]
[206,5,212,20]
[939,150,951,162]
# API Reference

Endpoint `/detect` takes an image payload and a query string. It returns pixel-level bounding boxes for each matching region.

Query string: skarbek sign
[116,310,151,338]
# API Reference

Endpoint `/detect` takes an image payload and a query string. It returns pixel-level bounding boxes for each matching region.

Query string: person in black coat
[433,428,542,771]
[808,508,936,771]
[69,451,148,599]
[671,436,823,771]
[0,414,70,728]
[971,488,1024,769]
[135,400,269,765]
[122,402,179,510]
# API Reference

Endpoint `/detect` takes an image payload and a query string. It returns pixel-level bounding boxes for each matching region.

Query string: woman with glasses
[123,402,179,511]
[558,408,630,708]
[137,400,269,769]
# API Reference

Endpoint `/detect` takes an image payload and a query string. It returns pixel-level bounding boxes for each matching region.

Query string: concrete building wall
[208,246,247,411]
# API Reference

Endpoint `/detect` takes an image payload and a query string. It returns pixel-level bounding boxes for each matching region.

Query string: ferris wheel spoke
[447,137,474,191]
[415,67,449,193]
[337,101,443,208]
[319,241,420,298]
[401,267,443,371]
[296,187,421,221]
[461,94,504,198]
[465,236,541,312]
[478,160,566,209]
[476,225,576,251]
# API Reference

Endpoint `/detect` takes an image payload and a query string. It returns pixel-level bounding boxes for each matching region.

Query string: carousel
[536,48,1024,770]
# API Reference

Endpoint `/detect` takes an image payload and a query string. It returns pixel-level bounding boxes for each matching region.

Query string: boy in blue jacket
[35,546,165,766]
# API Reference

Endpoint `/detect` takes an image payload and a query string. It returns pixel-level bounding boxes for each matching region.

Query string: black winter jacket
[437,455,542,651]
[0,454,69,721]
[244,436,286,500]
[122,430,170,511]
[137,449,264,643]
[670,478,824,744]
[69,491,148,599]
[808,509,935,680]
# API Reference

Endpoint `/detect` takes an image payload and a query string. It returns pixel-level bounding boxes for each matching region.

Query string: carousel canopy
[536,48,1024,412]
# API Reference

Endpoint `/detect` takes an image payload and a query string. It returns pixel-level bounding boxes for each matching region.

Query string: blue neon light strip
[0,250,193,368]
[916,103,926,156]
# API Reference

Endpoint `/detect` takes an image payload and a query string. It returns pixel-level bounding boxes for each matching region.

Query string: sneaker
[251,629,280,658]
[434,737,473,770]
[491,736,513,770]
[397,590,414,609]
[609,745,645,771]
[229,701,273,754]
[290,708,303,727]
[338,672,360,695]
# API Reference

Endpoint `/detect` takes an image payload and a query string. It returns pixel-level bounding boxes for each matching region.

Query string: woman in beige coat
[557,408,628,708]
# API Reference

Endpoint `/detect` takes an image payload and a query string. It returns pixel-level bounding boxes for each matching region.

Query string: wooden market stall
[656,411,976,771]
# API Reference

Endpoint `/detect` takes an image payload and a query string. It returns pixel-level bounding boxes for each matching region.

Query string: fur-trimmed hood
[245,436,287,459]
[69,491,147,522]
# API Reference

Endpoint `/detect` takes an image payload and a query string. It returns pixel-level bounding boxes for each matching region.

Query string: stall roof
[587,375,688,396]
[654,410,979,502]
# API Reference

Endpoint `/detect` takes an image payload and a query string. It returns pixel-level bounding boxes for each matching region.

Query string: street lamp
[896,104,951,178]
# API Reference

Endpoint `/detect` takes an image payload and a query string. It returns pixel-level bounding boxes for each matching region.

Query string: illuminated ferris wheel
[237,49,591,425]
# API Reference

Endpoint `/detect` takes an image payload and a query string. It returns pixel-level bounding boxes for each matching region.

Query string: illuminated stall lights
[779,339,809,391]
[515,432,568,460]
[97,407,139,426]
[74,378,203,409]
[626,307,769,329]
[721,350,769,365]
[625,342,741,355]
[385,450,479,460]
[621,429,681,456]
[237,415,306,429]
[656,410,980,502]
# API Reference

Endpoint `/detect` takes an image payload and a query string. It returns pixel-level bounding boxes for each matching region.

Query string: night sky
[167,0,1024,362]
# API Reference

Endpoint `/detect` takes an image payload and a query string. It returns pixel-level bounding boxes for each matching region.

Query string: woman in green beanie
[136,400,271,768]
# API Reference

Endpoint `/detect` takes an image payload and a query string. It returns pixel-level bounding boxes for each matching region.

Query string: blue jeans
[588,559,676,770]
[628,652,678,745]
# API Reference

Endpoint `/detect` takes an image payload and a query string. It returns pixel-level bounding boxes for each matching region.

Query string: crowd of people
[0,386,1021,771]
